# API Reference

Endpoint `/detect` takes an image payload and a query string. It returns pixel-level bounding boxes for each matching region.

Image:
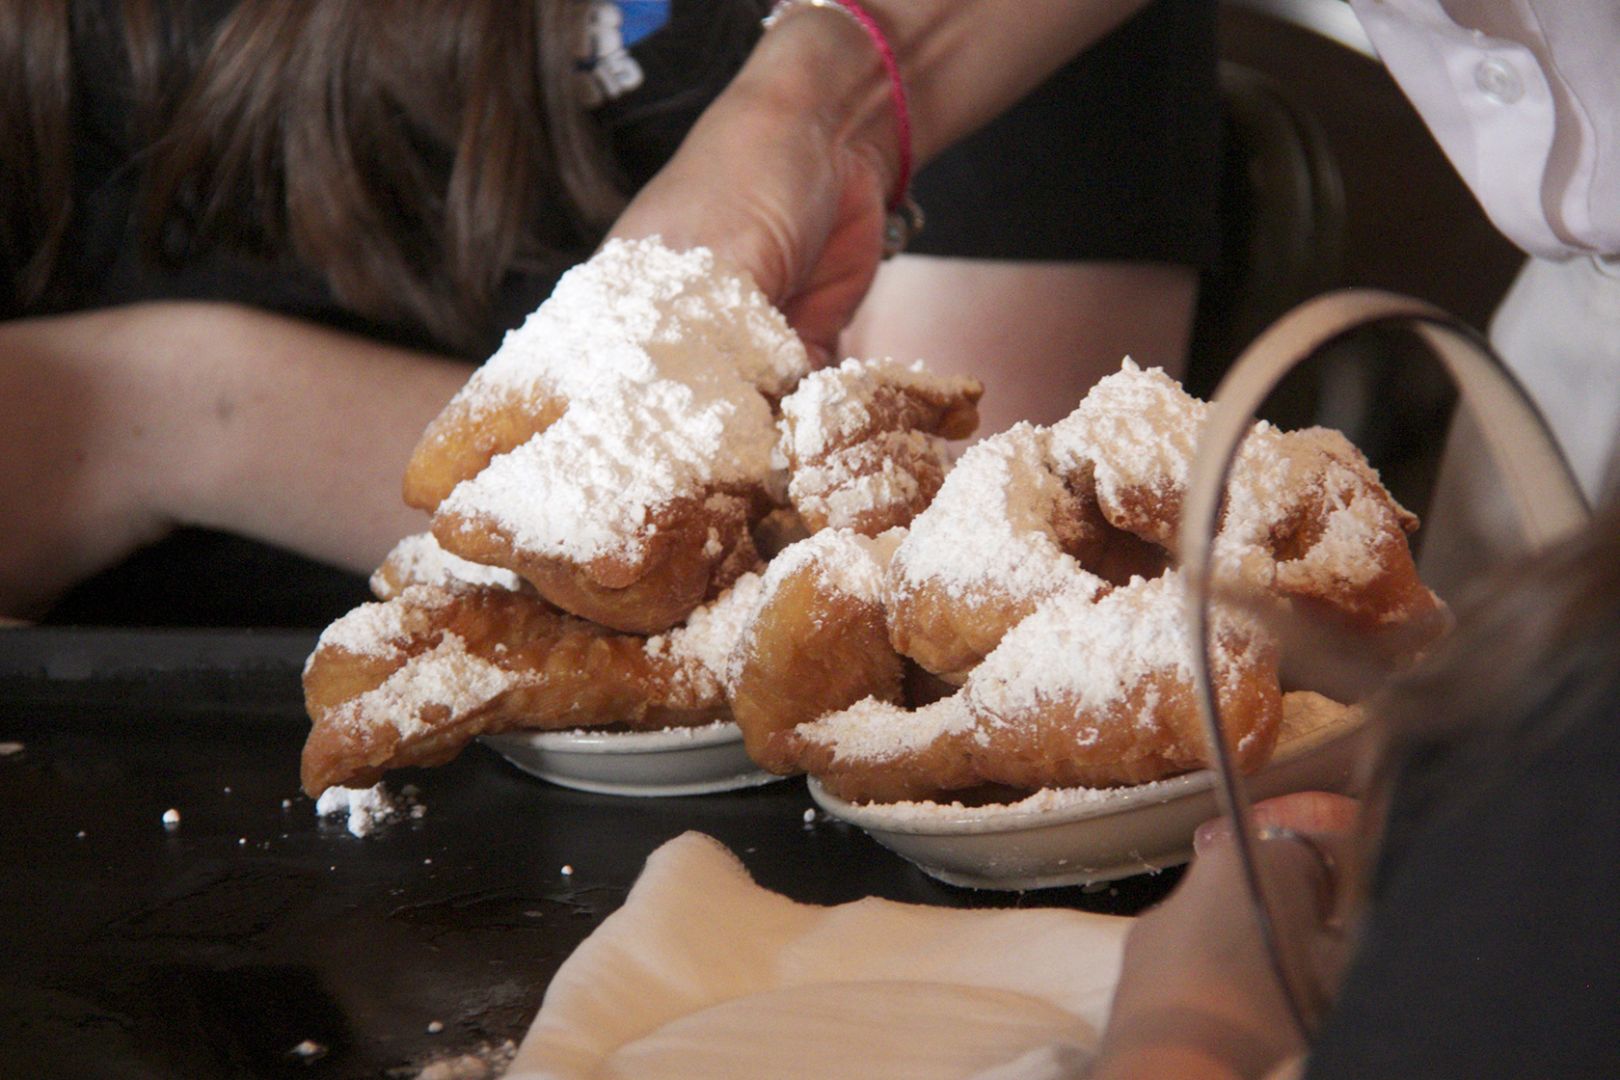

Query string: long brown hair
[2,0,627,353]
[0,3,75,306]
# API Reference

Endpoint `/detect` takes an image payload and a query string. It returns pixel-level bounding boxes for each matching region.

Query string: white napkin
[506,831,1131,1080]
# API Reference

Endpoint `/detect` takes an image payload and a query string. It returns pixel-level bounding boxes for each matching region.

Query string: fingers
[1254,791,1360,834]
[1096,794,1361,1077]
[1194,791,1360,855]
[1192,791,1361,934]
[1100,838,1317,1078]
[1182,791,1362,1032]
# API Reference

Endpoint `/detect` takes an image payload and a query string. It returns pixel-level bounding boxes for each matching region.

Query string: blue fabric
[613,0,670,46]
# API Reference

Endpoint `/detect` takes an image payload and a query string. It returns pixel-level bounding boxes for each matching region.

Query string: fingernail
[1193,817,1231,855]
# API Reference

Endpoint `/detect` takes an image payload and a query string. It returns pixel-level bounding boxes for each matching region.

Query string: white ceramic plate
[808,692,1370,890]
[483,722,785,797]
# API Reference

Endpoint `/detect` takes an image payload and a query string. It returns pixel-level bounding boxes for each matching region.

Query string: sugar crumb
[314,783,423,838]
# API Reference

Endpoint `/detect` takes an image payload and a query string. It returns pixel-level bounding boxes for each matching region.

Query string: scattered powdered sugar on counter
[315,782,424,837]
[288,1039,328,1063]
[410,1038,516,1080]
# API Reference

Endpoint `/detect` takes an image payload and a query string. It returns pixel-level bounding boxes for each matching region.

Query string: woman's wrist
[740,2,904,209]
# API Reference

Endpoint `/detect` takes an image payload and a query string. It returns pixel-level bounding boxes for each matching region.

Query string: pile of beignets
[300,238,1446,804]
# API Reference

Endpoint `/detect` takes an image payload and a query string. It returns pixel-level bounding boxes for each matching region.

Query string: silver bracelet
[762,0,861,32]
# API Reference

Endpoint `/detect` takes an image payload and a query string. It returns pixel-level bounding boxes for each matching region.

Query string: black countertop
[0,628,1179,1079]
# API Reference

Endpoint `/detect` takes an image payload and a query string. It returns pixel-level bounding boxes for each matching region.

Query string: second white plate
[808,691,1369,890]
[483,722,785,797]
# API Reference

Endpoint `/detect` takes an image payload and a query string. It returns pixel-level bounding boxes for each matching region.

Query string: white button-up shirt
[1349,0,1620,259]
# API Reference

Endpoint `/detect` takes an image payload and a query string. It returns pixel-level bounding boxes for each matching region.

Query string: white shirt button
[1474,57,1525,104]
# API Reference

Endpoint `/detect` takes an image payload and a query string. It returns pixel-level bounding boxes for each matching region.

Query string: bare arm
[844,256,1197,436]
[0,303,468,618]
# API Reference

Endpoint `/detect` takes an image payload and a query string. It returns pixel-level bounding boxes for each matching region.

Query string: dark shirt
[1305,681,1620,1078]
[907,0,1220,267]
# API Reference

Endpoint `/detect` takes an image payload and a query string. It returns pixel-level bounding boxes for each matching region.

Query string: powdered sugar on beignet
[409,238,810,632]
[888,423,1109,682]
[776,357,981,535]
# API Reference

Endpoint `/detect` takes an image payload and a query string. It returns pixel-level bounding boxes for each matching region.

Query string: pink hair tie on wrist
[762,0,925,256]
